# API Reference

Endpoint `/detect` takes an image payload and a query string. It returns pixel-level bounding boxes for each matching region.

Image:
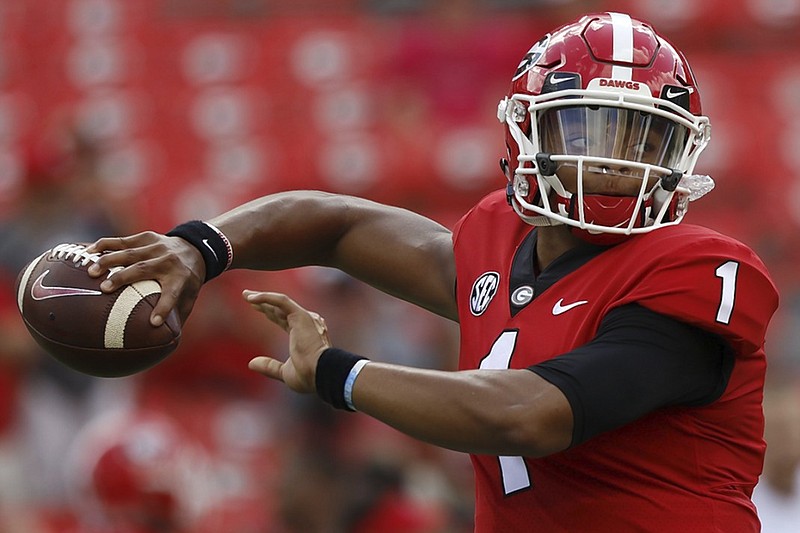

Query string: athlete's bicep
[529,303,734,446]
[332,198,458,321]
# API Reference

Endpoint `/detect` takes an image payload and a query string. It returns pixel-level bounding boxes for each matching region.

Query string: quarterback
[88,13,779,532]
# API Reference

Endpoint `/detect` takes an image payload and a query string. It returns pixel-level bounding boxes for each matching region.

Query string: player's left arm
[245,286,745,458]
[245,290,573,458]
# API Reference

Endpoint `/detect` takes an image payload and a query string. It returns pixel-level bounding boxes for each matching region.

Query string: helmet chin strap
[570,226,633,246]
[502,157,564,227]
[511,199,561,227]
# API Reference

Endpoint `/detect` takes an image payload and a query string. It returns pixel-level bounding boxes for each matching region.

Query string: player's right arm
[87,191,458,326]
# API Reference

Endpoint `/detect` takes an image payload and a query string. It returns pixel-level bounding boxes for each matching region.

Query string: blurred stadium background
[1,0,799,531]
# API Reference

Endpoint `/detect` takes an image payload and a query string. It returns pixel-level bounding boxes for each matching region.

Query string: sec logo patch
[470,272,500,316]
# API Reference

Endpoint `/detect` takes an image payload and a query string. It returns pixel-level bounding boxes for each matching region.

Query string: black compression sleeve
[528,303,734,447]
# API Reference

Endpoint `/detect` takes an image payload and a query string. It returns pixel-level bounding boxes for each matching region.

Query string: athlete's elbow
[478,371,574,457]
[498,408,572,458]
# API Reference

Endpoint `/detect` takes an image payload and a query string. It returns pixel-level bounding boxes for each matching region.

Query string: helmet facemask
[499,79,712,243]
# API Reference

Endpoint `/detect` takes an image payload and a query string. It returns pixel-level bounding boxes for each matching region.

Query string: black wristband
[167,220,233,282]
[315,347,368,411]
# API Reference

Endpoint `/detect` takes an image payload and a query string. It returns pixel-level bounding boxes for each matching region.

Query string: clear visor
[538,106,690,173]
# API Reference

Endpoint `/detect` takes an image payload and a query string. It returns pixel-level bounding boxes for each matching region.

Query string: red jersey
[452,191,779,532]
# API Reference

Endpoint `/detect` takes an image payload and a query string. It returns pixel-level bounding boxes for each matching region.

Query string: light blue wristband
[344,359,370,412]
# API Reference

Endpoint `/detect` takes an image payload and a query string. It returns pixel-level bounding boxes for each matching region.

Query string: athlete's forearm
[209,191,354,271]
[351,363,573,457]
[211,191,459,319]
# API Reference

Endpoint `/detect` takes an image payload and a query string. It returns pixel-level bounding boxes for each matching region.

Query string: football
[15,243,181,377]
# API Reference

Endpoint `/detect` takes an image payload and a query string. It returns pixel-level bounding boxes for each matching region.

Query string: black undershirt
[509,229,735,447]
[529,304,734,447]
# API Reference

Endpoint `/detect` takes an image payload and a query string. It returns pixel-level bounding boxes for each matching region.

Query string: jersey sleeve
[529,303,735,446]
[616,232,779,354]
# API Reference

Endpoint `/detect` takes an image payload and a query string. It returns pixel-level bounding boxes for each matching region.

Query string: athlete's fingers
[85,233,203,329]
[246,291,308,316]
[86,232,160,254]
[94,255,156,292]
[244,290,289,331]
[88,250,141,280]
[245,292,330,393]
[89,247,158,281]
[248,356,285,382]
[85,236,127,256]
[87,233,173,277]
[244,291,311,323]
[149,281,187,327]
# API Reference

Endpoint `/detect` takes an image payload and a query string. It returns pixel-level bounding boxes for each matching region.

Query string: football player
[88,13,779,532]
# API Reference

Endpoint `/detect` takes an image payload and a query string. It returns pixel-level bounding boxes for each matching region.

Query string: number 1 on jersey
[715,261,739,325]
[479,330,532,494]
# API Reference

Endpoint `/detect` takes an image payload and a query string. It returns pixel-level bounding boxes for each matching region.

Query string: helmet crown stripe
[610,12,634,80]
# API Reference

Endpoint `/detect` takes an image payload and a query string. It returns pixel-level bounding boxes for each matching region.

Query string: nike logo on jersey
[552,298,588,315]
[202,239,219,261]
[30,270,102,300]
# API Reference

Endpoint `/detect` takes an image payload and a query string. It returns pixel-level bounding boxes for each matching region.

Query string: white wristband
[343,359,370,412]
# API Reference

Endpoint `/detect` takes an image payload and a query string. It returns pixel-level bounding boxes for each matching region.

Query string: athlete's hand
[86,232,205,327]
[245,290,331,393]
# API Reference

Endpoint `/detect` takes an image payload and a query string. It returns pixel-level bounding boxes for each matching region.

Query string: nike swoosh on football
[666,88,686,98]
[552,298,589,315]
[30,270,103,300]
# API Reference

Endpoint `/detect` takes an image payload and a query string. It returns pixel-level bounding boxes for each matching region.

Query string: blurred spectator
[753,370,800,532]
[0,118,137,274]
[63,409,199,533]
[0,116,136,512]
[348,461,451,533]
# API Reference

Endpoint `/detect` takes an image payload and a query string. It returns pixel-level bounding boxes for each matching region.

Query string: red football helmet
[498,12,713,244]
